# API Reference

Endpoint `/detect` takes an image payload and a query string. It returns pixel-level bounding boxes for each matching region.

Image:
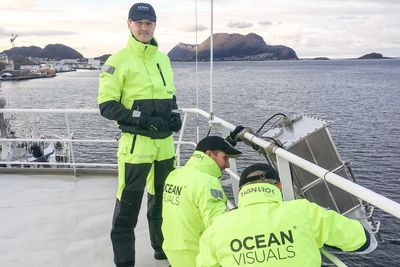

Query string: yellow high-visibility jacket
[162,151,228,267]
[197,183,367,267]
[98,34,176,139]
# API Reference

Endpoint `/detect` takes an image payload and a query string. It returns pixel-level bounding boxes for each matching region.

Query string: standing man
[162,136,242,267]
[197,163,370,267]
[97,3,182,266]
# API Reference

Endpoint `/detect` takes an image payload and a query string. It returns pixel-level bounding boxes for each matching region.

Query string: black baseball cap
[239,163,280,188]
[129,3,157,22]
[196,136,242,158]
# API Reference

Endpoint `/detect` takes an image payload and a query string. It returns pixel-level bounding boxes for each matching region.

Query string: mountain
[2,46,43,58]
[168,33,298,61]
[1,44,83,60]
[41,44,83,59]
[358,53,391,60]
[94,54,111,63]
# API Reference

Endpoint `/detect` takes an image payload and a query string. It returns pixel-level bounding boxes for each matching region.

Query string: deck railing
[1,107,400,266]
[1,107,400,219]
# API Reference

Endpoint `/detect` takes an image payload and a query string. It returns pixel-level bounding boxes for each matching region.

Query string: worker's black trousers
[110,158,174,267]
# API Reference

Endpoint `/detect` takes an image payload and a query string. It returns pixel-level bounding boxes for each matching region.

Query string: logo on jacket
[163,183,183,205]
[240,186,276,197]
[101,64,115,75]
[192,153,205,160]
[210,189,224,200]
[229,230,296,265]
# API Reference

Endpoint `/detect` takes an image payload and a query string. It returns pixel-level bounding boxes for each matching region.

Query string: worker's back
[197,182,367,267]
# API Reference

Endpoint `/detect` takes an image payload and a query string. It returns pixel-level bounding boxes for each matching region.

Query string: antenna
[10,34,18,48]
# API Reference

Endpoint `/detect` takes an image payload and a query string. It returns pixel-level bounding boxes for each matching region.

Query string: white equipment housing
[262,114,379,253]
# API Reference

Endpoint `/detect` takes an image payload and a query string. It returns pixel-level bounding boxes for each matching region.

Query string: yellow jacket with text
[197,183,367,267]
[162,151,228,267]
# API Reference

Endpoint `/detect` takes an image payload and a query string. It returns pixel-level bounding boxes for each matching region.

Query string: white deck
[0,171,169,267]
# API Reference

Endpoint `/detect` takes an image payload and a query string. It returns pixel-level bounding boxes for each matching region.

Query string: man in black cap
[161,135,242,267]
[98,2,181,266]
[197,163,371,267]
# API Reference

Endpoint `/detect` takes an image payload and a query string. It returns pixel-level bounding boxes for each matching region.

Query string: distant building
[76,58,101,70]
[0,53,8,63]
[0,54,14,71]
[88,58,101,69]
[4,60,15,71]
[43,59,77,72]
[20,65,41,71]
[27,57,42,65]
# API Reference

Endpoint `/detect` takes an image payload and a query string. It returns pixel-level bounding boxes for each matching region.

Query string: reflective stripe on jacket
[162,151,228,266]
[97,34,176,139]
[197,183,367,267]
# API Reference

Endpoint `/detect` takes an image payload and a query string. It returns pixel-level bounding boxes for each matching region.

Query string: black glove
[230,126,245,141]
[169,111,182,132]
[226,125,245,146]
[138,116,169,132]
[118,122,136,133]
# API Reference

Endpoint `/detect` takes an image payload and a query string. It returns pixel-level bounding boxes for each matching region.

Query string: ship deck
[0,169,169,267]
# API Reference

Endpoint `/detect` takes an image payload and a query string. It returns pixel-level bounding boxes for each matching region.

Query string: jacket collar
[127,34,158,57]
[238,183,282,208]
[186,151,222,179]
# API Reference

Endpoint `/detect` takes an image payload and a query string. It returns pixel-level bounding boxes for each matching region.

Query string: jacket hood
[127,34,158,57]
[186,151,222,179]
[238,182,282,208]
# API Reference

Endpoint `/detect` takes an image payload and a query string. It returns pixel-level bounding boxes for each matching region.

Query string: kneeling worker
[162,135,242,267]
[197,163,370,267]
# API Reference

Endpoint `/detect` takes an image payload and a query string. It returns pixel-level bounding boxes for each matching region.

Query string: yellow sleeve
[196,179,227,228]
[306,201,367,251]
[97,55,124,105]
[196,225,220,267]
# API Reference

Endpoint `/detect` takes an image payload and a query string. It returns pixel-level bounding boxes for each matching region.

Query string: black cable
[255,113,287,134]
[262,117,285,136]
[261,136,283,148]
[206,126,212,137]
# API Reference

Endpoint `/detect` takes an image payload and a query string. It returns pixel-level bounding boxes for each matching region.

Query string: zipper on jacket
[156,63,166,86]
[130,134,137,154]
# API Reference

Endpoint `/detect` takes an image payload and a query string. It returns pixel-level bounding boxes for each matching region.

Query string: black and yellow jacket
[98,34,176,139]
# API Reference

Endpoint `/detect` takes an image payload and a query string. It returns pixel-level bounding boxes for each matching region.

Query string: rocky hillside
[41,44,83,59]
[94,54,111,63]
[1,44,83,60]
[168,33,298,61]
[358,53,390,60]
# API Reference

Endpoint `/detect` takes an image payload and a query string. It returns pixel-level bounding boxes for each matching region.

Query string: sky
[0,0,399,59]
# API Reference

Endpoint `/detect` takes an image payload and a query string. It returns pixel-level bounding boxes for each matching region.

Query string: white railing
[208,113,400,220]
[1,107,400,266]
[1,107,399,219]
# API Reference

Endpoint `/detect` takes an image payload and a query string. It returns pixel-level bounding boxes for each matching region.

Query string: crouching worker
[197,163,370,267]
[162,135,242,267]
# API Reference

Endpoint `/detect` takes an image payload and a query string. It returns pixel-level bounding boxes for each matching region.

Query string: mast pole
[195,0,199,142]
[209,0,214,120]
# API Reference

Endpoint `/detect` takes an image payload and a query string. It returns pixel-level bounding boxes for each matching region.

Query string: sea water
[1,59,399,266]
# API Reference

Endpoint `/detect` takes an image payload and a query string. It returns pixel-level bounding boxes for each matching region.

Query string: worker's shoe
[154,250,167,260]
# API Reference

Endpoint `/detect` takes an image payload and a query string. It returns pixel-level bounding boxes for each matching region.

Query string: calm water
[1,59,400,266]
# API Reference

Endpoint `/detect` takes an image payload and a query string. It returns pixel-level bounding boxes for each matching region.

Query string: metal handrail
[2,107,400,266]
[209,114,400,220]
[2,107,400,220]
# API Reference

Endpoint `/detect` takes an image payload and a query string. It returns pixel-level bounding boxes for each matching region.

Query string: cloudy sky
[0,0,399,58]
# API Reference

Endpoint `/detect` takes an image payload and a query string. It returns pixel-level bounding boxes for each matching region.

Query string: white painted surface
[0,173,169,267]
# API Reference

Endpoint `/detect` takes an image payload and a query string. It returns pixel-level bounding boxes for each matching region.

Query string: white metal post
[64,113,76,176]
[276,155,295,200]
[176,112,188,167]
[209,0,214,120]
